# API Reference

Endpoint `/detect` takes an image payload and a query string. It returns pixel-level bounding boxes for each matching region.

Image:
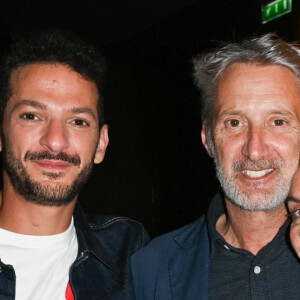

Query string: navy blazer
[131,216,210,300]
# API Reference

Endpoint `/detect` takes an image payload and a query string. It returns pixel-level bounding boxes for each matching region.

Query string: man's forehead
[10,62,98,91]
[5,63,99,117]
[9,63,98,94]
[213,63,300,113]
[289,168,300,197]
[11,62,74,82]
[218,62,298,87]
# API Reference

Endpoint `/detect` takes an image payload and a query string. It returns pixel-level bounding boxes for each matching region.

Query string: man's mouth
[35,160,71,170]
[241,168,274,179]
[24,151,81,166]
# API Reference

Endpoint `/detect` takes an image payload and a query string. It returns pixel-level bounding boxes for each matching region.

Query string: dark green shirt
[207,194,300,300]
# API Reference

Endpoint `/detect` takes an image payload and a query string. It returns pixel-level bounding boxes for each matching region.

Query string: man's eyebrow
[286,196,300,204]
[12,100,47,111]
[269,110,293,116]
[218,111,241,116]
[217,109,294,119]
[11,101,97,120]
[216,111,244,121]
[71,107,97,120]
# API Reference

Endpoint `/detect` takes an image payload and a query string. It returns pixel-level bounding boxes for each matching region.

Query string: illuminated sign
[262,0,292,23]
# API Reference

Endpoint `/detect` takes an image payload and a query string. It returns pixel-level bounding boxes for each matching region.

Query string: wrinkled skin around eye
[290,212,300,258]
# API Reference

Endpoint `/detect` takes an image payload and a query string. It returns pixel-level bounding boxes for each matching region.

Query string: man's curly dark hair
[0,29,106,127]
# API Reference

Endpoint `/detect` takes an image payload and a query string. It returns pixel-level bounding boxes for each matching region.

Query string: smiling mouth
[241,168,274,179]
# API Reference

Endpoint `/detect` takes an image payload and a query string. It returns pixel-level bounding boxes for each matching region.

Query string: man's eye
[228,119,241,127]
[72,119,88,127]
[20,113,38,120]
[273,119,285,126]
[290,209,300,220]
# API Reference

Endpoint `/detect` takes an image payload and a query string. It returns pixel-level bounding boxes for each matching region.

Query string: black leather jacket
[0,204,150,300]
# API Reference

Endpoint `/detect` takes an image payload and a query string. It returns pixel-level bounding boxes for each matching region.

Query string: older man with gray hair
[131,34,300,300]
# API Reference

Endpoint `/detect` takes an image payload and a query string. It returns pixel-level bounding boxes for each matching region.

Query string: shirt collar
[206,193,292,251]
[73,202,118,273]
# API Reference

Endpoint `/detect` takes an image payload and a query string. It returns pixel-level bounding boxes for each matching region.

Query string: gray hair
[193,33,300,143]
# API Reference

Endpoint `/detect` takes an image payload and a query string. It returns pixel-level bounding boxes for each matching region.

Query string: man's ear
[201,123,212,157]
[94,124,109,164]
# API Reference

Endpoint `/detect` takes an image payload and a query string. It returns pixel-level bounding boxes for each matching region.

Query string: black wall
[0,0,299,236]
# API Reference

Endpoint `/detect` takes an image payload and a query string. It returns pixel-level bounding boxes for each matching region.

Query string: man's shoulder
[87,215,149,242]
[132,215,208,262]
[87,215,145,230]
[131,215,210,298]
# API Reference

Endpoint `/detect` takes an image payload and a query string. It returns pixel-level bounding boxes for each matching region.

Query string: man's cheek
[290,221,300,258]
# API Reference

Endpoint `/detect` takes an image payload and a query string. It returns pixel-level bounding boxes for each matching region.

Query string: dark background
[0,0,300,236]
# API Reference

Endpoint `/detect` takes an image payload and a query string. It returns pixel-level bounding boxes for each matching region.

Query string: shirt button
[254,266,261,274]
[223,245,230,250]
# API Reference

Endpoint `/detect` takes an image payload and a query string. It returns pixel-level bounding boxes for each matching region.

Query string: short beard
[206,130,297,211]
[2,136,93,207]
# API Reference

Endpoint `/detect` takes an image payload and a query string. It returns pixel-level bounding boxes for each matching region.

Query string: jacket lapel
[71,204,121,299]
[168,217,210,300]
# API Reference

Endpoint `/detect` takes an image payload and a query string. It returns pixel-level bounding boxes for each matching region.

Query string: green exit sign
[262,0,292,23]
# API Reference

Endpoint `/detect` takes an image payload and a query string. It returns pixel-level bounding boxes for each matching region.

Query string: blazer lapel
[168,218,210,300]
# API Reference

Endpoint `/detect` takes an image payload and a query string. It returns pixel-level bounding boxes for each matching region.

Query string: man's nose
[39,119,69,153]
[241,126,269,161]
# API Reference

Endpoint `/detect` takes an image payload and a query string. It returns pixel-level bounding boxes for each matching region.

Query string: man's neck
[216,198,288,255]
[0,186,76,236]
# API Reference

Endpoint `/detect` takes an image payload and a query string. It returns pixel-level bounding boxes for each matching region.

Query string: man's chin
[38,180,73,187]
[230,193,285,211]
[20,183,77,206]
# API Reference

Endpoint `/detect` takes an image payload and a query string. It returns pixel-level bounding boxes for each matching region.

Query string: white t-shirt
[0,218,78,300]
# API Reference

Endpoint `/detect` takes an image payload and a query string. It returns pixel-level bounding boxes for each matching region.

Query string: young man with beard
[0,31,149,300]
[131,34,300,299]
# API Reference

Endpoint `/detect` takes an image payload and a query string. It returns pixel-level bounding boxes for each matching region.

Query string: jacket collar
[169,216,210,300]
[73,202,118,273]
[173,215,210,249]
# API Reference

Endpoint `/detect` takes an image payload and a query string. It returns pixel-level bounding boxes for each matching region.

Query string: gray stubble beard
[206,129,297,211]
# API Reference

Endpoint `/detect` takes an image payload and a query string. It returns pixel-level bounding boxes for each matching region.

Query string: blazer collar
[173,215,209,249]
[169,216,210,300]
